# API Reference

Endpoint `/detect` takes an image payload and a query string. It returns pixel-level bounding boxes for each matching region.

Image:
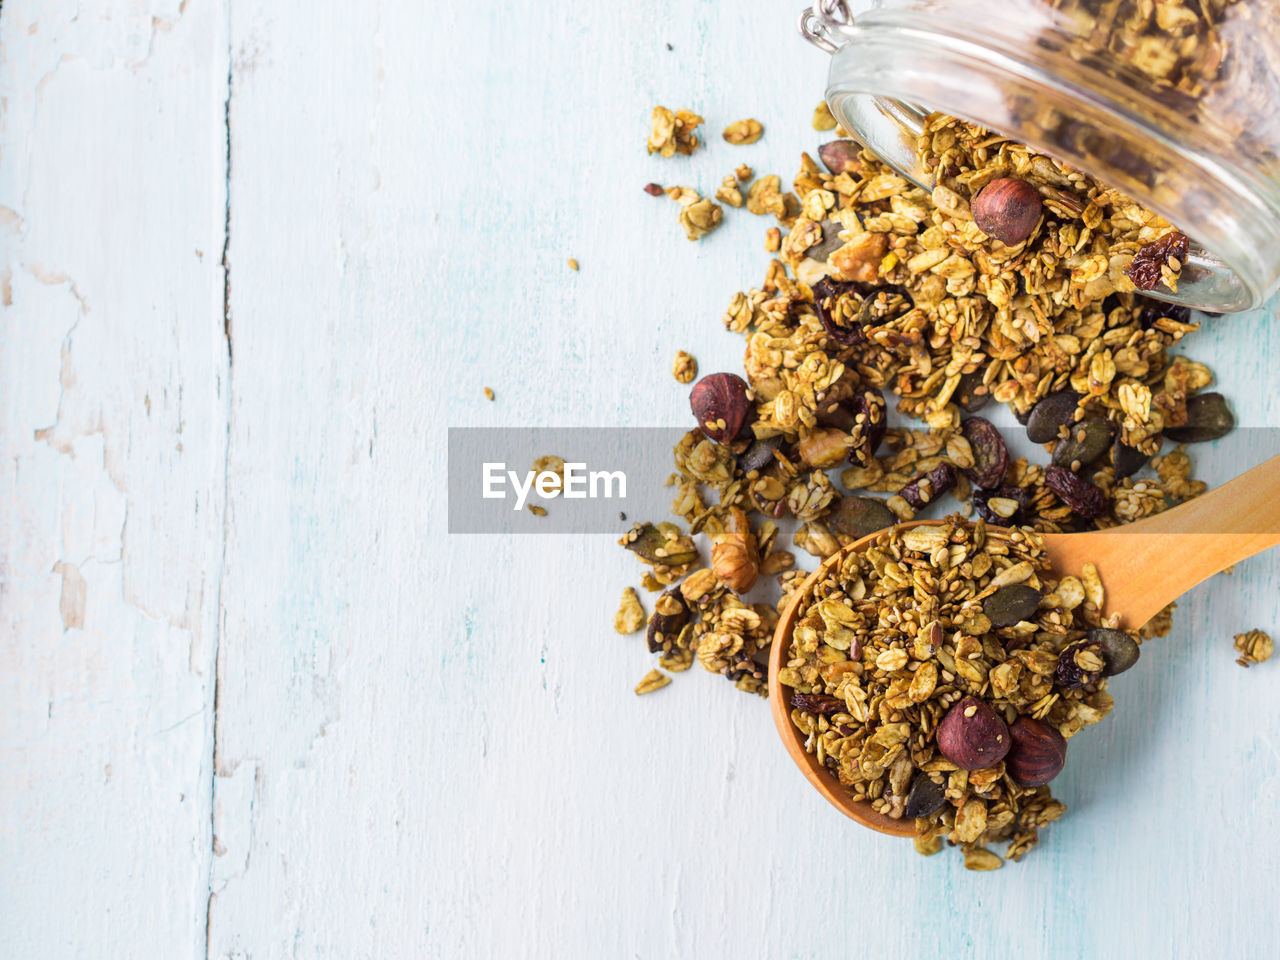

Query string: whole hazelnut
[1006,716,1068,787]
[936,696,1011,770]
[690,373,751,444]
[972,177,1042,246]
[818,139,863,176]
[711,507,760,593]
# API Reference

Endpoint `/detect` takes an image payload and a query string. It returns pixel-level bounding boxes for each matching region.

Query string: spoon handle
[1044,454,1280,628]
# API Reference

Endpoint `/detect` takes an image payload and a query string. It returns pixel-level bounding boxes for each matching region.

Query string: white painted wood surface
[2,1,1279,957]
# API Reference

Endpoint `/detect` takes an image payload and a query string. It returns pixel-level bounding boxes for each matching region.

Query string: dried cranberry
[899,463,957,510]
[960,417,1009,490]
[972,485,1029,525]
[1126,231,1189,291]
[790,692,846,715]
[1044,465,1108,520]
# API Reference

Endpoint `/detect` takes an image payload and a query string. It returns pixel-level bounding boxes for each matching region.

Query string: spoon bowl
[768,454,1280,836]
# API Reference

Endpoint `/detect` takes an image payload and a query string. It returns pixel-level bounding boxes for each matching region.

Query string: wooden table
[3,1,1279,956]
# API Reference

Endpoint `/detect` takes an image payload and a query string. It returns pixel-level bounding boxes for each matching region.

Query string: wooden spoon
[767,454,1280,838]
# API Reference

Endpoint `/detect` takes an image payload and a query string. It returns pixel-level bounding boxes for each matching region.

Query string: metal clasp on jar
[798,0,856,53]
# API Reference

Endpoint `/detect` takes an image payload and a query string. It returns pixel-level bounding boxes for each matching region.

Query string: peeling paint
[51,560,86,629]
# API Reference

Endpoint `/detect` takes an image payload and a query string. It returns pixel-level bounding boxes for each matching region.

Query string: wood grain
[2,1,1280,958]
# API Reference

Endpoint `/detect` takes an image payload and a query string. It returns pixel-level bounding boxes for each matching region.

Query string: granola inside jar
[800,0,1280,311]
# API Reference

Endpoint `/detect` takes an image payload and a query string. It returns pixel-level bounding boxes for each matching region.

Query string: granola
[723,118,764,145]
[614,102,1240,863]
[781,519,1136,865]
[647,106,703,157]
[672,351,698,384]
[615,587,646,634]
[666,186,724,241]
[635,669,672,695]
[1234,629,1273,668]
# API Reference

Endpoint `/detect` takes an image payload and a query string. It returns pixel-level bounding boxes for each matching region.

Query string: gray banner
[447,426,1280,535]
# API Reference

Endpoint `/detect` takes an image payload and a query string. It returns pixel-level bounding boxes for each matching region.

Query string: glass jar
[799,0,1280,311]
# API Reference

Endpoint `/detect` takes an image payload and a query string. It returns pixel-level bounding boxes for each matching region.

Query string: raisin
[812,278,872,346]
[899,463,957,510]
[1055,639,1105,689]
[790,692,846,715]
[1044,465,1108,519]
[1137,301,1192,330]
[1125,231,1189,291]
[972,485,1030,525]
[847,388,887,467]
[960,417,1009,490]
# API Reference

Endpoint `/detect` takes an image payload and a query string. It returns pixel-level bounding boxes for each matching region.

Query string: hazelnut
[972,177,1042,246]
[1005,716,1067,787]
[690,372,751,444]
[711,507,759,593]
[936,696,1011,770]
[818,139,863,176]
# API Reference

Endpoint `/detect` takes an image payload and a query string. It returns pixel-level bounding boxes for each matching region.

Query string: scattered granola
[667,186,724,241]
[723,118,764,145]
[715,175,744,208]
[765,227,782,252]
[528,505,547,517]
[635,669,672,695]
[483,387,494,401]
[647,106,703,157]
[781,519,1138,864]
[615,587,646,634]
[812,101,837,131]
[672,350,698,384]
[567,258,579,271]
[644,182,665,197]
[1234,629,1273,668]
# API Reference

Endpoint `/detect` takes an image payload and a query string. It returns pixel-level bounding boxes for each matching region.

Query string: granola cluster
[781,520,1133,867]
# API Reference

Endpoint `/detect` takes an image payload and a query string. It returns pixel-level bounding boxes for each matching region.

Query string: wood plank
[0,1,229,957]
